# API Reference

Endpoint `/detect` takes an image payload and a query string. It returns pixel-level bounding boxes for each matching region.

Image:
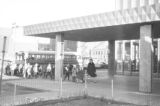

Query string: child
[76,67,85,83]
[72,65,77,82]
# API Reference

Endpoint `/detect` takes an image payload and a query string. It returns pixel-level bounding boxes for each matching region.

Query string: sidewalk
[1,72,160,106]
[1,74,20,80]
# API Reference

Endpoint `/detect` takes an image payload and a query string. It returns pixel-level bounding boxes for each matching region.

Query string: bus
[15,51,78,65]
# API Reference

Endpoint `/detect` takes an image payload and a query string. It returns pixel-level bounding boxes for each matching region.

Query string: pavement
[0,70,160,106]
[0,74,20,80]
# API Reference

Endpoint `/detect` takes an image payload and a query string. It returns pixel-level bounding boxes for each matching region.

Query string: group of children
[63,64,85,83]
[5,58,96,82]
[5,62,55,79]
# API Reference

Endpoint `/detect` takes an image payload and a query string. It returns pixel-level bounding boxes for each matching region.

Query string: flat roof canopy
[24,4,160,42]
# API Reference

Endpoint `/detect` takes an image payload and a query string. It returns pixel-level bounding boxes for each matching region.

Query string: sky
[0,0,116,60]
[0,0,116,28]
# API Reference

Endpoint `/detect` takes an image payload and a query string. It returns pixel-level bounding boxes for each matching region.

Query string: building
[115,40,140,73]
[38,43,50,51]
[39,39,77,52]
[64,40,77,52]
[24,0,160,92]
[115,0,157,10]
[0,26,38,62]
[91,42,108,64]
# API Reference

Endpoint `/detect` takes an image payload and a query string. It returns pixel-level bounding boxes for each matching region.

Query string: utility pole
[0,36,7,95]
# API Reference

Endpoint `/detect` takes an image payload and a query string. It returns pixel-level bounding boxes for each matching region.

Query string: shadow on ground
[17,96,146,106]
[1,83,49,97]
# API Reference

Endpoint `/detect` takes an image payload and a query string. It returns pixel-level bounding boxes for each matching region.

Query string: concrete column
[120,0,124,10]
[127,0,131,9]
[108,40,115,78]
[139,25,153,93]
[130,40,134,74]
[130,40,134,61]
[115,41,123,72]
[122,41,126,73]
[122,41,126,61]
[158,39,160,74]
[55,33,64,81]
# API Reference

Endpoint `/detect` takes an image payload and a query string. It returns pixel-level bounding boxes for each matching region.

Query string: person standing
[72,65,77,82]
[38,65,43,77]
[33,63,38,78]
[46,63,52,79]
[69,64,73,77]
[23,63,28,78]
[87,59,97,77]
[27,64,32,79]
[64,65,70,80]
[5,63,11,75]
[51,64,55,80]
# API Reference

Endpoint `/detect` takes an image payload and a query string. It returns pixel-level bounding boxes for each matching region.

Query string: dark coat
[87,62,97,77]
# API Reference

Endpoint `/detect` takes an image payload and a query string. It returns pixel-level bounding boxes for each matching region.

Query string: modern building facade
[24,0,160,93]
[115,0,159,10]
[115,39,160,74]
[115,40,140,73]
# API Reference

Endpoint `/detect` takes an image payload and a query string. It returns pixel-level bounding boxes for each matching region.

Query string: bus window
[34,54,37,59]
[42,55,45,58]
[50,55,53,58]
[71,55,75,59]
[78,56,81,59]
[37,55,40,59]
[45,55,47,59]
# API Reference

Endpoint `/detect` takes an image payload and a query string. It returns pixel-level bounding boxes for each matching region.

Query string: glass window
[73,55,76,59]
[42,55,45,58]
[65,55,69,59]
[50,55,52,58]
[37,55,39,59]
[34,55,37,58]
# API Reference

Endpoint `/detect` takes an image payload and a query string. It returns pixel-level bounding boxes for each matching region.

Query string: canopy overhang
[24,4,160,41]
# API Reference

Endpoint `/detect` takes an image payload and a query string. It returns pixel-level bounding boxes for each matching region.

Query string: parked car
[83,62,108,69]
[95,62,108,69]
[100,62,108,69]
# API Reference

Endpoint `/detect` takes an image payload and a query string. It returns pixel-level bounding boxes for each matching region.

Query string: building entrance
[116,40,139,75]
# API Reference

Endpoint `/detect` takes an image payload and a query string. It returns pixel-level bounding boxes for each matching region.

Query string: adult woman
[87,59,97,77]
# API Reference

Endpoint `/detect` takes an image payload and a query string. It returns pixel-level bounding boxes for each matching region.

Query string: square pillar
[115,41,123,72]
[108,40,115,78]
[55,33,64,81]
[139,25,152,93]
[130,40,134,61]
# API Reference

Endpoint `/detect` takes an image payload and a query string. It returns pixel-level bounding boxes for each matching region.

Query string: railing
[0,68,159,106]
